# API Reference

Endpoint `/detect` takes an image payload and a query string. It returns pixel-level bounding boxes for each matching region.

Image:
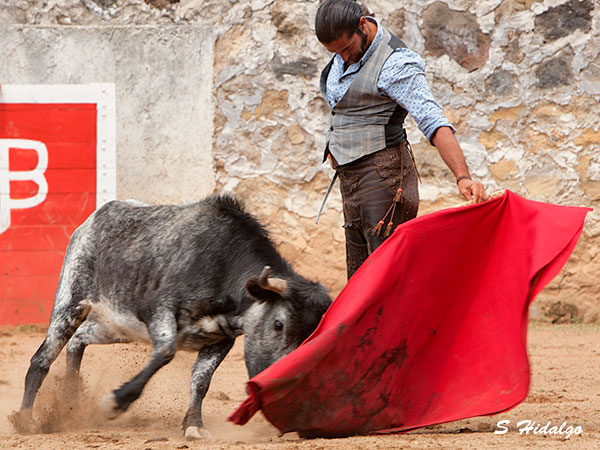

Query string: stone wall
[1,0,598,322]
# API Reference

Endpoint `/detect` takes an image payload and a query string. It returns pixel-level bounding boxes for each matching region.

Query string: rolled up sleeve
[378,48,454,142]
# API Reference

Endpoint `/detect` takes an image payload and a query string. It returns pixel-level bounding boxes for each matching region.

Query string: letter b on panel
[0,139,49,234]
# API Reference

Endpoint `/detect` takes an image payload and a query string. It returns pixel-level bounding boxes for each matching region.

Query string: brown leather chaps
[333,142,419,279]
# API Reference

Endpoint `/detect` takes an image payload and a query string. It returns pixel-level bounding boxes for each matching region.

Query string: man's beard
[358,28,368,53]
[344,28,369,69]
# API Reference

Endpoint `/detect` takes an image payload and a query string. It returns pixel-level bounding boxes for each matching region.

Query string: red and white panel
[0,84,116,325]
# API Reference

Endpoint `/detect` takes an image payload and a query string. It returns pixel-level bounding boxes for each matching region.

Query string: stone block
[536,53,573,89]
[254,90,291,120]
[422,1,491,72]
[581,181,600,200]
[524,175,560,198]
[270,54,318,81]
[485,70,517,97]
[490,106,523,123]
[385,8,406,38]
[574,129,600,147]
[534,0,593,42]
[479,128,506,150]
[287,122,305,145]
[489,158,518,181]
[271,0,309,40]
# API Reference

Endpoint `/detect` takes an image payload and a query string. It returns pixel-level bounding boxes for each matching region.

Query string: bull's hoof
[9,409,39,434]
[100,393,124,420]
[184,425,212,441]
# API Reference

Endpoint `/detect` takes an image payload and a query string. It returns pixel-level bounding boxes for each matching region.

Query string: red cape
[229,191,590,437]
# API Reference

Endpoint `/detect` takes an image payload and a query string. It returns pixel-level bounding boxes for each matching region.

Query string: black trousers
[333,143,419,280]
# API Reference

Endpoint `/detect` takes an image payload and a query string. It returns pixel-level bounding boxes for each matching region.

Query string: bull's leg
[66,320,125,377]
[183,339,235,440]
[65,319,125,401]
[10,301,91,433]
[20,301,91,410]
[100,313,177,419]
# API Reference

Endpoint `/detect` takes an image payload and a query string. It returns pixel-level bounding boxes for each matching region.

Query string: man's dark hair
[315,0,364,44]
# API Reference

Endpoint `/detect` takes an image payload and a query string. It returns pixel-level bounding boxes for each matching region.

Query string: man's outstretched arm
[431,126,488,203]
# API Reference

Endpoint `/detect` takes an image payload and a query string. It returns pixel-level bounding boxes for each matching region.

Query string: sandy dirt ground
[0,322,598,450]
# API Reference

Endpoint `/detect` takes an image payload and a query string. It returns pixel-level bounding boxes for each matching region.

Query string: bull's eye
[274,320,283,331]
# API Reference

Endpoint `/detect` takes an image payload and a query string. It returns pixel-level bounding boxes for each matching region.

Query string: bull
[11,195,331,439]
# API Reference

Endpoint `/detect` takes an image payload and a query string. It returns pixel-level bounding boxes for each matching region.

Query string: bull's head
[243,265,331,378]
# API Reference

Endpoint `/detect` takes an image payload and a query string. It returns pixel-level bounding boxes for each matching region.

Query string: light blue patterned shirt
[325,18,454,142]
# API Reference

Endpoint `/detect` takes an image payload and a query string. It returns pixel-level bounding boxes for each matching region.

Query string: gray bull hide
[11,195,331,439]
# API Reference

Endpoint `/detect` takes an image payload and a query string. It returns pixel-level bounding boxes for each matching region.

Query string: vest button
[330,126,334,131]
[331,111,336,116]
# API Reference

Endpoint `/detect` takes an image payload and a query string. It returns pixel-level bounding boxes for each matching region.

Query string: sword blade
[315,171,338,224]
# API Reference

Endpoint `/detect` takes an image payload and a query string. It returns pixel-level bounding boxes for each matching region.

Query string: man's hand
[458,178,488,203]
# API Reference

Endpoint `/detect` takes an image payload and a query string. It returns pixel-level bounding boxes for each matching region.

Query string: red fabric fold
[228,191,590,437]
[227,393,260,425]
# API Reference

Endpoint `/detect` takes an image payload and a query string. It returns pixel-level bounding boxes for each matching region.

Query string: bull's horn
[259,265,288,294]
[258,265,272,286]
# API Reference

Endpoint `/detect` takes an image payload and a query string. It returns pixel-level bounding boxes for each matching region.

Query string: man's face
[323,28,369,66]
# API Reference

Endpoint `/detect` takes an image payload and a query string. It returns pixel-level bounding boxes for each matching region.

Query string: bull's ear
[258,265,288,294]
[246,265,288,302]
[245,278,282,303]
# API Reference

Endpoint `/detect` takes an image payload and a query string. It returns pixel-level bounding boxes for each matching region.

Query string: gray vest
[320,26,408,166]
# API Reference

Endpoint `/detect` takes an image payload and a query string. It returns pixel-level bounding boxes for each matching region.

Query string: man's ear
[358,16,370,36]
[358,16,366,31]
